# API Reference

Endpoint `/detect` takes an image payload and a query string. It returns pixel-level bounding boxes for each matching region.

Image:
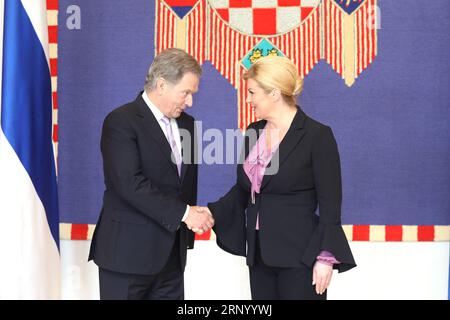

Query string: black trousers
[98,231,184,300]
[249,232,326,300]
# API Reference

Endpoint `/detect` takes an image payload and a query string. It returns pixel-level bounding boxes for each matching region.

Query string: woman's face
[246,78,273,120]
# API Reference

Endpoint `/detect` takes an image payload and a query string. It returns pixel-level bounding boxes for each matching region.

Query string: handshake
[184,206,215,235]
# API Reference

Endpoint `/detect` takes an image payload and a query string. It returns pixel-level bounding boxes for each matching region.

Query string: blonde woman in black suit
[208,56,356,300]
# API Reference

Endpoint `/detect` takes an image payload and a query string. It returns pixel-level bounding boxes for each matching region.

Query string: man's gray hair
[144,48,202,91]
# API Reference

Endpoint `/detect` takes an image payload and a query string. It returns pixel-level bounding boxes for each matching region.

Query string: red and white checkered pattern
[47,0,58,164]
[209,0,320,35]
[60,223,450,242]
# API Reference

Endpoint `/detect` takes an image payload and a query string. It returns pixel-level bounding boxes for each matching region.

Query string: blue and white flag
[0,0,60,299]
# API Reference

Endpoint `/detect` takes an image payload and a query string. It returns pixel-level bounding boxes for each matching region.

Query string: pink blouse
[243,128,340,266]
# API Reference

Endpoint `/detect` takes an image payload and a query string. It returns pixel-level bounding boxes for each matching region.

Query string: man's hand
[184,206,214,235]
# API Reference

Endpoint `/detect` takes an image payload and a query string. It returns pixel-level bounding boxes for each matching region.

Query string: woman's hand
[312,261,333,295]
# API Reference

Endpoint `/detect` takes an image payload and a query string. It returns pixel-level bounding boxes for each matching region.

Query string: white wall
[61,240,449,300]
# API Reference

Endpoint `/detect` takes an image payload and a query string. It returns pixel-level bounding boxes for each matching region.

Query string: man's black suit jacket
[89,94,197,275]
[210,107,356,273]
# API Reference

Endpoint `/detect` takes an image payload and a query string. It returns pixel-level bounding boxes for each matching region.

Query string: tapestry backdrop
[57,0,450,241]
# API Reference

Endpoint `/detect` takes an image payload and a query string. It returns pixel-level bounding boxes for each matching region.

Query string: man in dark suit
[89,48,214,300]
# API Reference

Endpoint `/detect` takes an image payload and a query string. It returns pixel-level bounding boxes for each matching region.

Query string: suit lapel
[135,95,179,177]
[260,107,307,190]
[176,113,192,183]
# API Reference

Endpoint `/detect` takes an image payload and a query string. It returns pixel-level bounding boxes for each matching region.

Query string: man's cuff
[181,205,190,222]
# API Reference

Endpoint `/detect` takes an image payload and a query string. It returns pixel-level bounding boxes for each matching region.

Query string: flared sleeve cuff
[208,201,247,257]
[302,223,356,273]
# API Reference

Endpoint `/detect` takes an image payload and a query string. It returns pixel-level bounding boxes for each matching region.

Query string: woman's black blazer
[209,107,356,272]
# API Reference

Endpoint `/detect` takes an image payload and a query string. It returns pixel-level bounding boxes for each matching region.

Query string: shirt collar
[142,91,166,122]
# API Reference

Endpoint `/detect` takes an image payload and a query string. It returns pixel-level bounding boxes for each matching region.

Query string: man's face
[160,72,199,119]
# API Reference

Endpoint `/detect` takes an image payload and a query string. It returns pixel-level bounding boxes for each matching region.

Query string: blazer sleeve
[208,182,249,257]
[302,126,356,272]
[101,111,186,233]
[186,125,199,249]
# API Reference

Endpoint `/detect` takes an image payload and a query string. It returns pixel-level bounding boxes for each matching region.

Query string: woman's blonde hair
[243,56,303,106]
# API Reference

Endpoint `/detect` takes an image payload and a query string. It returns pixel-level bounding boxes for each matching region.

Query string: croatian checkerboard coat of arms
[156,0,378,130]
